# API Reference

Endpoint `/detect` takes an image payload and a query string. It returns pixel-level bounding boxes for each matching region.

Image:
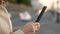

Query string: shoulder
[0,5,8,14]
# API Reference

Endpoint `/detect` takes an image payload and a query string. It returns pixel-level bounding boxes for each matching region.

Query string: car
[19,11,32,21]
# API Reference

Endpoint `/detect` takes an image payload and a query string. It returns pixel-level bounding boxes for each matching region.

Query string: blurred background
[5,0,60,34]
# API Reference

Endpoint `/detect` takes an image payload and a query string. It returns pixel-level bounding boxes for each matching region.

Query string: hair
[0,0,5,5]
[0,0,2,4]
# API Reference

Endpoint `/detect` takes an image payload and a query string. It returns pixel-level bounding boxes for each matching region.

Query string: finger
[33,25,40,33]
[34,23,40,28]
[33,26,39,30]
[34,23,40,25]
[29,22,40,30]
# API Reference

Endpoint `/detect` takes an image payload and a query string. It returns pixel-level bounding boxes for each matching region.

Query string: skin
[21,22,40,34]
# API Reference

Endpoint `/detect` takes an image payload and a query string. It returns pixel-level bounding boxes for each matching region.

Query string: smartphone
[35,6,47,22]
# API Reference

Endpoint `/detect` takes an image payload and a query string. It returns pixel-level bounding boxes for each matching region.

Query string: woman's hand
[21,22,40,34]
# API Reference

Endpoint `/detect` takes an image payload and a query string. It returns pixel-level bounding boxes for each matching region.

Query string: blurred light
[19,11,31,21]
[39,0,57,9]
[39,10,41,14]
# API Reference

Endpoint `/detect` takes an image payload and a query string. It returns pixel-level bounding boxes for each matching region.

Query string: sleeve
[11,29,24,34]
[0,6,25,34]
[14,29,24,34]
[0,15,24,34]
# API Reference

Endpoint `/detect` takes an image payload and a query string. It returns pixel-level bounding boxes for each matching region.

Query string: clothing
[0,5,24,34]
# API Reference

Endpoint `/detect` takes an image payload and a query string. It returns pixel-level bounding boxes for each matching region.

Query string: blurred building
[39,0,59,10]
